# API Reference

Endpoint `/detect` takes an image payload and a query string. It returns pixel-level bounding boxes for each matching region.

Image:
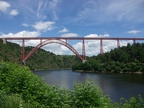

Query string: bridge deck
[0,37,144,40]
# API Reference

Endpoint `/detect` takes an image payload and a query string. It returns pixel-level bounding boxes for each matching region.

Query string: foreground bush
[0,92,30,108]
[0,61,144,108]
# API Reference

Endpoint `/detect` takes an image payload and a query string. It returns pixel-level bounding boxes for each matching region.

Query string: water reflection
[34,70,144,102]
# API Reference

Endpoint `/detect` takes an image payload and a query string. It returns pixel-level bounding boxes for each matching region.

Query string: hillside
[0,39,81,70]
[2,39,144,73]
[72,43,144,73]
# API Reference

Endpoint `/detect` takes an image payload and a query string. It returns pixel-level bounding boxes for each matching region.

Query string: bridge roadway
[1,37,144,40]
[1,37,144,63]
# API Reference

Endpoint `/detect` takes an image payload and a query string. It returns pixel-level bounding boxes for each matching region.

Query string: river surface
[34,70,144,102]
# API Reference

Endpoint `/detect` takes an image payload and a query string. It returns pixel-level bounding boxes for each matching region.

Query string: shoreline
[73,70,144,74]
[33,68,144,74]
[33,68,72,72]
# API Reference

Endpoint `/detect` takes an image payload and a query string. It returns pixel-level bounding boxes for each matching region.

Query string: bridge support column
[22,60,26,65]
[2,39,6,44]
[117,39,120,48]
[100,39,104,54]
[40,39,42,46]
[82,60,86,63]
[82,39,86,62]
[21,39,25,61]
[133,39,136,44]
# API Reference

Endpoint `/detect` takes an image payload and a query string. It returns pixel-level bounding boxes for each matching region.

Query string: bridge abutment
[82,60,86,63]
[22,60,26,65]
[2,39,6,44]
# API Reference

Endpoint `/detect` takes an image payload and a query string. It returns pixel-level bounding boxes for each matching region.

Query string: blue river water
[34,70,144,102]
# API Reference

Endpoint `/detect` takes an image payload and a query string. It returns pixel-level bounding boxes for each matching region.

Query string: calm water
[34,70,144,102]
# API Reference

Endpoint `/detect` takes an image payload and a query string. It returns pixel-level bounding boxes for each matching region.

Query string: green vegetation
[1,39,144,73]
[1,40,144,73]
[0,61,144,108]
[72,43,144,73]
[0,39,81,70]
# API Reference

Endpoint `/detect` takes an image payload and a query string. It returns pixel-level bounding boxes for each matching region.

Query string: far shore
[73,70,144,74]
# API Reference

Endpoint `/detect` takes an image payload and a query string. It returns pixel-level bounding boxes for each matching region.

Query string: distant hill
[2,39,144,73]
[72,43,144,73]
[0,39,81,70]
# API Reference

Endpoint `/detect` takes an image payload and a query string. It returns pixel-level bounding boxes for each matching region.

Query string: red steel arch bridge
[1,37,144,63]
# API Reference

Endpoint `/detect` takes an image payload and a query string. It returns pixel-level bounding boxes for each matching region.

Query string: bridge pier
[21,39,25,60]
[100,39,104,54]
[82,60,86,63]
[2,39,7,44]
[22,60,26,65]
[82,39,86,60]
[2,37,143,63]
[133,39,136,44]
[117,39,120,48]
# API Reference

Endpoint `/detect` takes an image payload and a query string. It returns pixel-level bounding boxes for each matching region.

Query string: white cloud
[72,34,133,56]
[0,31,40,38]
[10,9,19,16]
[48,0,60,20]
[0,31,70,55]
[22,23,29,27]
[16,0,61,20]
[85,33,110,38]
[105,0,144,21]
[25,40,42,47]
[61,45,69,51]
[99,34,110,37]
[42,44,70,55]
[75,0,144,24]
[33,21,55,31]
[61,33,78,37]
[37,0,44,17]
[127,30,140,34]
[36,0,60,20]
[59,27,69,33]
[0,1,10,12]
[72,42,83,54]
[36,0,47,19]
[84,34,111,55]
[0,31,40,46]
[0,32,133,57]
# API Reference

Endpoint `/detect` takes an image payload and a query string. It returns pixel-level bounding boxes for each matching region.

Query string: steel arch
[23,39,84,61]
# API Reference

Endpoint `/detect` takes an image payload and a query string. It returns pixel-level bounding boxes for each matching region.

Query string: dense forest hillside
[0,39,81,70]
[72,43,144,73]
[1,39,144,73]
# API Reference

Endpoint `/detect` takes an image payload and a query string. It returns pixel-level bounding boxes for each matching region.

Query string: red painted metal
[117,39,120,48]
[21,39,25,60]
[2,37,144,40]
[40,38,42,46]
[82,39,86,61]
[1,37,144,62]
[133,39,136,44]
[23,39,83,61]
[100,39,104,54]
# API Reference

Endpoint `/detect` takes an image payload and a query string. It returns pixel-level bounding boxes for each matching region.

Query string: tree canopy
[0,39,81,70]
[72,43,144,73]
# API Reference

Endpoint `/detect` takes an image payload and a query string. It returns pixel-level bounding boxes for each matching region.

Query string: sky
[0,0,144,56]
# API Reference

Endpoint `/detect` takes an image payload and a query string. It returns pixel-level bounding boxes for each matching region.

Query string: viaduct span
[1,37,144,63]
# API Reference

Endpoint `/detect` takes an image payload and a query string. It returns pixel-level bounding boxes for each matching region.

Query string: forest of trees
[1,39,144,73]
[0,40,144,107]
[72,43,144,73]
[0,39,81,70]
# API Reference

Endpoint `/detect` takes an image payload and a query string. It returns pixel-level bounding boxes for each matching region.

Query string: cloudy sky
[0,0,144,56]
